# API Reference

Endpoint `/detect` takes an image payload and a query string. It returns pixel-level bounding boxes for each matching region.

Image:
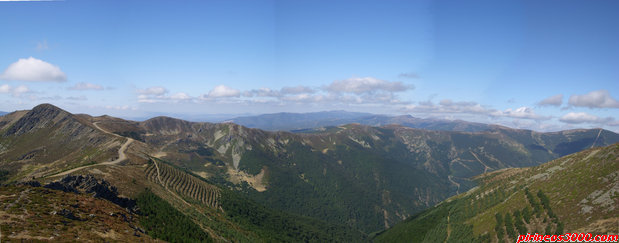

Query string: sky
[0,0,618,132]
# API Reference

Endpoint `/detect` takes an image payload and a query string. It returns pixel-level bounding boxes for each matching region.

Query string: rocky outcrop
[44,175,136,211]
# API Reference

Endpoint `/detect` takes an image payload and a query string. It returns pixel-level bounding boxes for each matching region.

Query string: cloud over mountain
[403,99,491,114]
[326,77,412,94]
[559,112,614,124]
[207,85,240,98]
[568,90,619,108]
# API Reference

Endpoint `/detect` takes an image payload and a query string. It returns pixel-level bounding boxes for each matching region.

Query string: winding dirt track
[49,122,134,177]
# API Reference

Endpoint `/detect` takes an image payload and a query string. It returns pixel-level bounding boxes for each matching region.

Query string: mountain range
[1,104,617,241]
[226,111,492,132]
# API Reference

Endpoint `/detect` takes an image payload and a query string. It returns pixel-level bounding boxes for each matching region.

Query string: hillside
[1,104,618,237]
[93,111,619,232]
[0,104,369,241]
[373,143,619,242]
[0,104,126,182]
[0,183,153,242]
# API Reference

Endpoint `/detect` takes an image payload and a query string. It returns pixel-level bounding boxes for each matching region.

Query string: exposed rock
[19,180,42,187]
[58,208,80,220]
[44,174,136,211]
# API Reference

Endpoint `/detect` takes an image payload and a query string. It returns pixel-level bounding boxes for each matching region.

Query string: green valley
[374,143,619,242]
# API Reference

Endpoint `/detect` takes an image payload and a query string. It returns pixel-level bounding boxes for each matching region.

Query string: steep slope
[95,114,619,232]
[0,184,152,242]
[0,105,367,242]
[3,104,618,235]
[0,104,125,182]
[373,143,619,242]
[143,157,367,242]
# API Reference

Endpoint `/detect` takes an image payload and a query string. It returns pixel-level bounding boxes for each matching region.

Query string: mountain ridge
[1,103,618,236]
[227,110,493,132]
[373,143,619,242]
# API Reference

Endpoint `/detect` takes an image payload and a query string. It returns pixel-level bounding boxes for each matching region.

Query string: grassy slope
[0,185,153,242]
[373,143,619,242]
[0,105,121,182]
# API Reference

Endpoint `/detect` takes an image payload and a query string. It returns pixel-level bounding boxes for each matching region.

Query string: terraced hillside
[373,143,619,242]
[145,159,221,209]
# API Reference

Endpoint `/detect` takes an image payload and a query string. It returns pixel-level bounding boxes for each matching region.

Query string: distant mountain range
[0,111,7,116]
[227,111,492,132]
[1,104,617,241]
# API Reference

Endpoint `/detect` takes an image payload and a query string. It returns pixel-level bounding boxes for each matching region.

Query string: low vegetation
[136,189,212,242]
[374,144,618,242]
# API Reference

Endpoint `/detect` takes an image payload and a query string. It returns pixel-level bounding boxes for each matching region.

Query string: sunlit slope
[0,104,124,182]
[1,104,617,234]
[373,143,619,242]
[94,114,619,232]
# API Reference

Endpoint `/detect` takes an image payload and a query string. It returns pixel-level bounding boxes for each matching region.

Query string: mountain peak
[28,103,72,119]
[31,103,65,112]
[4,103,72,136]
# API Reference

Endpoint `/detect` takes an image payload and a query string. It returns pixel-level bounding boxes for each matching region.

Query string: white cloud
[281,86,316,94]
[499,106,550,120]
[243,86,317,98]
[243,88,281,97]
[281,93,329,103]
[13,85,29,95]
[0,84,9,93]
[137,86,170,103]
[68,82,104,91]
[403,99,493,114]
[326,77,412,94]
[0,84,30,97]
[403,100,550,121]
[0,57,66,82]
[568,90,619,108]
[170,92,191,100]
[537,94,563,106]
[207,85,240,98]
[136,86,196,103]
[137,86,168,96]
[559,112,614,124]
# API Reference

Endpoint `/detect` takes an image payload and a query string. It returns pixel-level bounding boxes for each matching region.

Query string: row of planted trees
[495,188,564,242]
[145,159,221,209]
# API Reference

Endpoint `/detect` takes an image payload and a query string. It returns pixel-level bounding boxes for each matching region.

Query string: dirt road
[49,122,134,177]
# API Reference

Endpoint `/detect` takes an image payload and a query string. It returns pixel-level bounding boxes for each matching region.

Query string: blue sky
[0,0,618,132]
